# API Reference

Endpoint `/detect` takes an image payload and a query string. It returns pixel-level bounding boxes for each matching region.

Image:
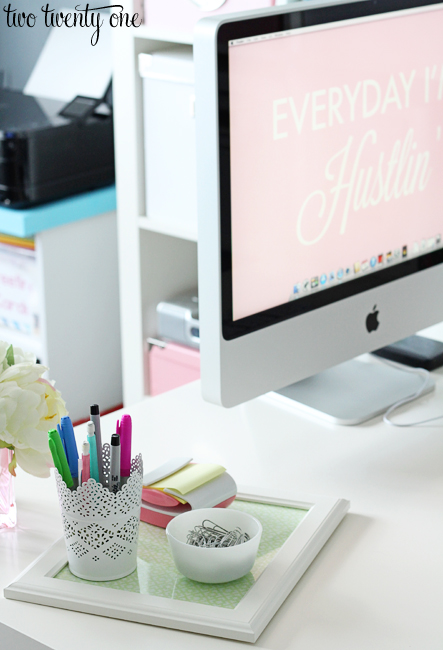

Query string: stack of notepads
[140,457,237,528]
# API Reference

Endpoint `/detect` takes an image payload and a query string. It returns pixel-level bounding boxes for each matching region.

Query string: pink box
[143,0,276,35]
[147,341,200,396]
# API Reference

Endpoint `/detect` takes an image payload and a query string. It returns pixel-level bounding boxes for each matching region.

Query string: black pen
[110,433,120,494]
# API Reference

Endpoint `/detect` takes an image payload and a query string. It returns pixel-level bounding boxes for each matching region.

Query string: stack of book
[141,457,237,528]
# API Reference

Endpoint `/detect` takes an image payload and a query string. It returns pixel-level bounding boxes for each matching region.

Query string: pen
[58,416,79,486]
[86,421,100,483]
[110,433,120,494]
[48,437,63,479]
[82,441,90,482]
[119,414,132,486]
[90,404,103,484]
[48,429,73,488]
[78,458,82,486]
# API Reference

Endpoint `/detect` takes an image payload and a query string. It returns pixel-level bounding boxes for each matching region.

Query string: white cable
[378,358,443,427]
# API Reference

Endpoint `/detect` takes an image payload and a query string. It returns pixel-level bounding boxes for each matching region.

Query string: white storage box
[139,47,196,232]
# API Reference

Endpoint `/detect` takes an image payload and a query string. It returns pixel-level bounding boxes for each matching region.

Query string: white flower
[0,341,35,372]
[0,343,68,478]
[14,447,54,478]
[36,378,68,431]
[0,355,47,387]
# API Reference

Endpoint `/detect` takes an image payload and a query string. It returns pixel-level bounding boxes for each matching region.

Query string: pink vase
[0,448,17,529]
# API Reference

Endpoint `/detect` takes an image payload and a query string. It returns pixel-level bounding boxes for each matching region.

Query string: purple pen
[119,414,132,485]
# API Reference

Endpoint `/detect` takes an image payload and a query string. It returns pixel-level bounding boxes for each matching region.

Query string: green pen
[48,437,63,478]
[48,428,73,488]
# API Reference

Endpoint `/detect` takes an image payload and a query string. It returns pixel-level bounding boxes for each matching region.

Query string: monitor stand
[272,359,435,425]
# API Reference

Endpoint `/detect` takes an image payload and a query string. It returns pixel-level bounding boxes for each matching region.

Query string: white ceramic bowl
[166,508,262,583]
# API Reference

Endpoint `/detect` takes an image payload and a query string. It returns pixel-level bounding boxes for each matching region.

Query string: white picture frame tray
[5,488,350,643]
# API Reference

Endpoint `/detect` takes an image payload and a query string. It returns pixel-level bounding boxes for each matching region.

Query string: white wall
[0,2,74,90]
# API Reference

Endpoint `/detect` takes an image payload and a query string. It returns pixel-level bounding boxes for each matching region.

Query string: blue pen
[58,416,79,481]
[60,433,67,457]
[86,421,100,483]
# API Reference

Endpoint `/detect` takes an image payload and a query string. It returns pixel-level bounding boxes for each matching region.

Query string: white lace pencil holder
[55,448,143,581]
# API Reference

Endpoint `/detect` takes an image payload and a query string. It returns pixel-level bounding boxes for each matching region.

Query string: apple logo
[366,305,380,333]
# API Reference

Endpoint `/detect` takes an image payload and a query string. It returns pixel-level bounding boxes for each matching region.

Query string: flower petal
[15,447,53,478]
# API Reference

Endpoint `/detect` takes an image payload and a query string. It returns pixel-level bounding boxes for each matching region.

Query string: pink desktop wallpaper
[229,7,443,320]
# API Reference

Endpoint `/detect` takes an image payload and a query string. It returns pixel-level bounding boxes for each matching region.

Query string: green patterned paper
[55,500,308,610]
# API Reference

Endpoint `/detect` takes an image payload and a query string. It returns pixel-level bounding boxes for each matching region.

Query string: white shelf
[113,1,199,406]
[0,210,122,421]
[132,24,193,45]
[138,216,198,242]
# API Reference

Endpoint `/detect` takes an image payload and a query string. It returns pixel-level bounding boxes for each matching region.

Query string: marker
[110,433,120,494]
[82,441,90,482]
[48,437,63,479]
[58,416,79,485]
[119,414,132,486]
[86,421,100,483]
[48,429,73,488]
[90,404,103,483]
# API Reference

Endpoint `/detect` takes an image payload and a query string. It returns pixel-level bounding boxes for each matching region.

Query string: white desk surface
[1,329,443,649]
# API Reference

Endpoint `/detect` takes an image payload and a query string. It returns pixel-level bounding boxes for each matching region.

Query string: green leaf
[0,440,14,450]
[6,344,14,367]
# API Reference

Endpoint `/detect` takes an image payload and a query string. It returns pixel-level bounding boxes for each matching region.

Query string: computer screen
[229,5,442,322]
[195,0,443,410]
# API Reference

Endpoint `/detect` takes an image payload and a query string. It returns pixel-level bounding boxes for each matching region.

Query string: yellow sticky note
[149,463,225,496]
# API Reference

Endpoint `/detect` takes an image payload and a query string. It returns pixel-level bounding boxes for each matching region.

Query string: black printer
[0,88,115,207]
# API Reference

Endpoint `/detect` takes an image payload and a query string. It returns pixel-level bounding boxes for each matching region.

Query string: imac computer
[195,0,443,423]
